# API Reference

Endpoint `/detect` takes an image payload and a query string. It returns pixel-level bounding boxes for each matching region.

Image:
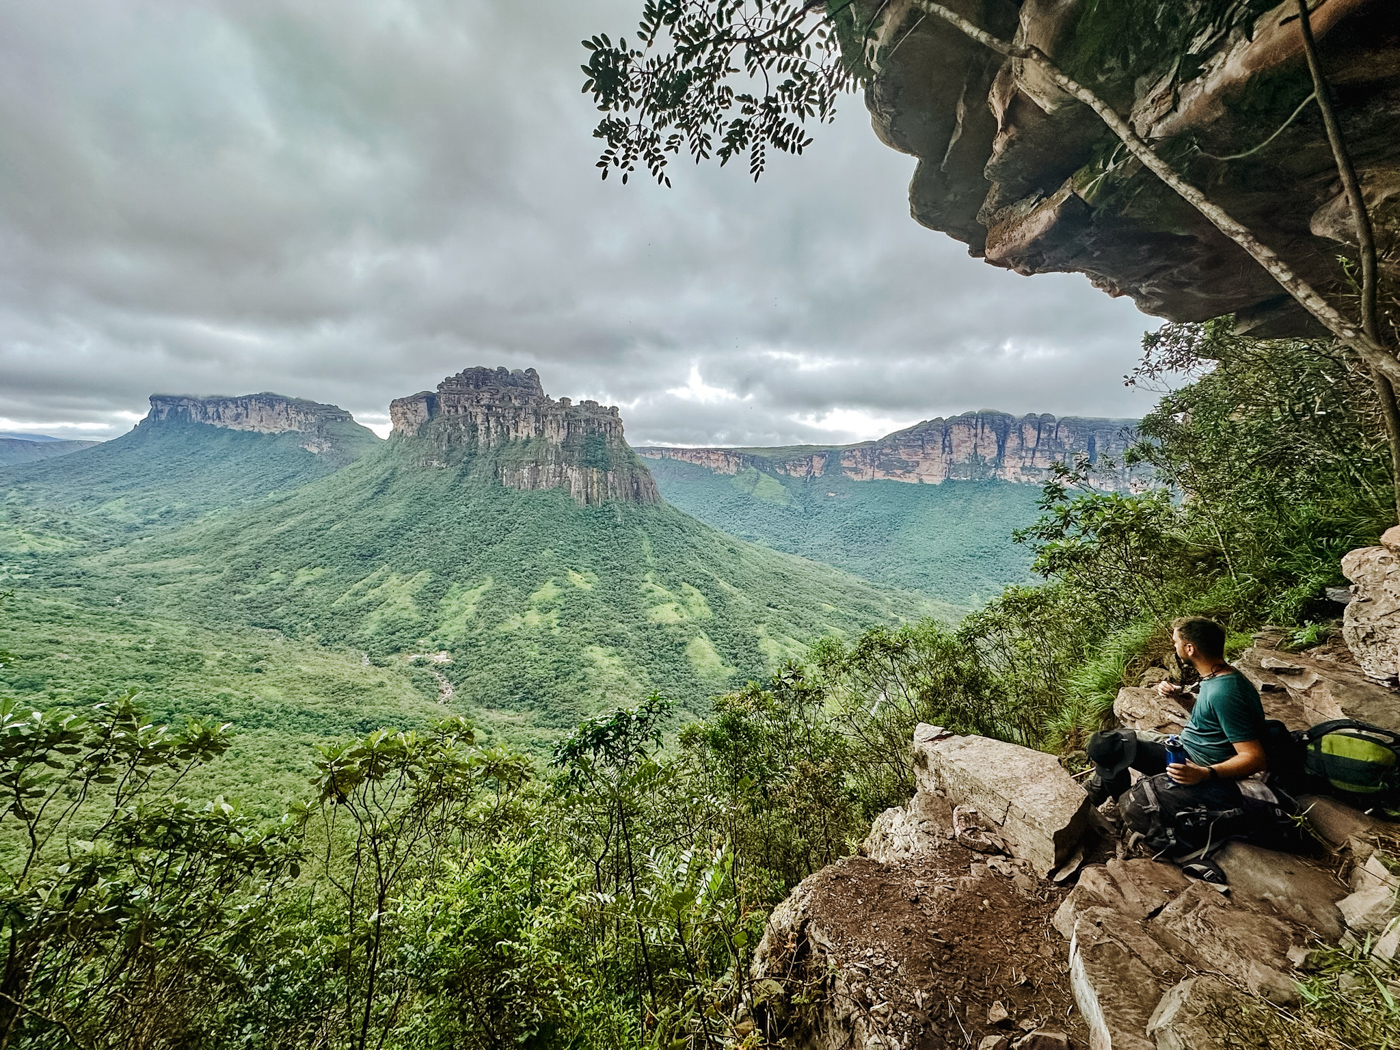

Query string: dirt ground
[766,823,1090,1050]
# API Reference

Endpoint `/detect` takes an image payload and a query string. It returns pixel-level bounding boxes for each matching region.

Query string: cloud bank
[0,0,1162,446]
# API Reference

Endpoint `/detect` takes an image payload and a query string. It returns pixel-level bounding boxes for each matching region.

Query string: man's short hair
[1171,616,1226,658]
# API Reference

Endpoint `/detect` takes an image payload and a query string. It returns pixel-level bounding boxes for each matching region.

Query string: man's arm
[1167,739,1267,785]
[1155,679,1197,712]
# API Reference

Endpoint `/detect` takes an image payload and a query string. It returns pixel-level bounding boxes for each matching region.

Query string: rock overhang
[849,0,1400,334]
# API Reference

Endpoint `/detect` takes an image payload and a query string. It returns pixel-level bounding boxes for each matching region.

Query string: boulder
[862,789,950,864]
[1145,976,1293,1050]
[1337,855,1400,937]
[1339,883,1399,936]
[1297,794,1400,860]
[1112,687,1189,736]
[912,726,1094,876]
[1341,544,1400,683]
[1350,851,1400,895]
[1373,916,1400,965]
[1235,645,1400,731]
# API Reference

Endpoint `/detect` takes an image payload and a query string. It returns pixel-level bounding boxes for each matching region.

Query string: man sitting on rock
[1085,617,1267,811]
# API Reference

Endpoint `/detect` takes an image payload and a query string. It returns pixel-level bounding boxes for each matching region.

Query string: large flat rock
[1067,921,1159,1050]
[1149,883,1300,1003]
[912,725,1093,876]
[1214,842,1348,941]
[1055,859,1190,935]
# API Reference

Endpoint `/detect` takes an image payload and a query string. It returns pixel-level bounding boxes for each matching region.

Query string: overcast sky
[0,0,1162,447]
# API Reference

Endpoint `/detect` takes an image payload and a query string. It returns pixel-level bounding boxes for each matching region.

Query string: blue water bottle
[1164,734,1188,789]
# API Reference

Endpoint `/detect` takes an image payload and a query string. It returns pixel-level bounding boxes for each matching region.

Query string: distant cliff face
[639,411,1142,489]
[141,393,369,458]
[389,367,661,506]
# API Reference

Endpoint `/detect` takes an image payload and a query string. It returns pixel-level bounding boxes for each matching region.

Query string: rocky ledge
[640,411,1143,490]
[140,393,370,458]
[751,628,1400,1049]
[389,367,661,506]
[849,0,1400,336]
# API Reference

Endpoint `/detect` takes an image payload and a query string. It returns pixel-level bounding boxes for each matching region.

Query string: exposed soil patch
[757,817,1087,1049]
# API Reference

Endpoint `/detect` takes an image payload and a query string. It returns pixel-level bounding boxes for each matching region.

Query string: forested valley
[5,0,1400,1042]
[2,320,1394,1048]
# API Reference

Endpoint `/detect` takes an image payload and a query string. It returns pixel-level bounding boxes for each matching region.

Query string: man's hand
[1155,680,1184,698]
[1168,740,1267,785]
[1167,760,1211,785]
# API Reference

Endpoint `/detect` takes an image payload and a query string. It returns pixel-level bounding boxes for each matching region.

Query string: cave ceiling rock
[853,0,1400,335]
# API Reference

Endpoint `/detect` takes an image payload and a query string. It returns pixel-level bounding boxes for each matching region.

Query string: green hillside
[0,591,449,810]
[0,437,100,467]
[0,418,381,550]
[103,445,934,719]
[645,456,1045,606]
[1,432,937,753]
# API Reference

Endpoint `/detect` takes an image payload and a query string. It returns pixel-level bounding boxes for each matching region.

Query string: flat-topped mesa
[641,410,1144,490]
[140,393,363,456]
[389,367,660,506]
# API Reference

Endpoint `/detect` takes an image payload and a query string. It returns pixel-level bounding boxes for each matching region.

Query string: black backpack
[1289,719,1400,812]
[1119,771,1307,860]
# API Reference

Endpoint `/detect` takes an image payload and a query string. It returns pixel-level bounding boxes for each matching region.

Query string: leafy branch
[582,1,860,183]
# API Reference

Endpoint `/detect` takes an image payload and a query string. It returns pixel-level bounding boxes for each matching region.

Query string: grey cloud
[0,0,1160,445]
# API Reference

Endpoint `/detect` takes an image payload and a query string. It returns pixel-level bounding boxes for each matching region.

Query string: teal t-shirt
[1180,670,1266,766]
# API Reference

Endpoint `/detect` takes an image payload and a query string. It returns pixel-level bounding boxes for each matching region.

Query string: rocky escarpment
[139,393,373,459]
[389,367,661,506]
[850,0,1400,336]
[640,411,1143,489]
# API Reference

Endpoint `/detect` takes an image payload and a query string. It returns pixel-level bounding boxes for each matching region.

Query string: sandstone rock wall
[140,393,366,456]
[390,367,661,506]
[850,0,1400,336]
[640,411,1142,490]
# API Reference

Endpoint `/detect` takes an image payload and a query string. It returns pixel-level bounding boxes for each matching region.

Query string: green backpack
[1294,719,1400,811]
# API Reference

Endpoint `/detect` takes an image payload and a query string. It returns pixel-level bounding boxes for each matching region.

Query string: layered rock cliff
[851,0,1400,336]
[639,410,1142,489]
[139,393,374,460]
[389,367,661,506]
